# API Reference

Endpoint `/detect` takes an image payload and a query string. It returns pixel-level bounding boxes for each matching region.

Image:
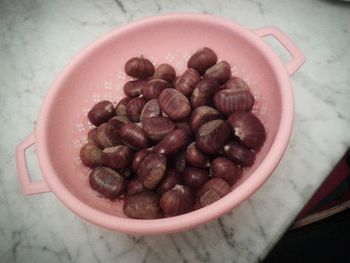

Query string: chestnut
[223,141,256,167]
[195,120,231,154]
[137,153,167,190]
[220,77,249,91]
[123,191,162,219]
[190,78,220,108]
[108,115,130,136]
[96,123,120,148]
[140,99,161,122]
[204,61,231,84]
[175,68,201,96]
[174,150,186,172]
[160,185,194,216]
[211,157,242,185]
[103,145,134,171]
[89,167,125,200]
[228,112,266,150]
[198,178,231,207]
[153,63,176,83]
[183,167,210,191]
[175,120,193,138]
[127,178,145,195]
[123,80,148,97]
[120,123,150,150]
[80,143,104,168]
[126,97,146,122]
[142,116,175,141]
[115,97,132,116]
[157,168,182,195]
[159,88,191,121]
[153,129,189,156]
[190,106,222,131]
[88,100,115,126]
[124,56,154,79]
[142,79,172,101]
[187,47,218,75]
[131,149,152,172]
[214,89,255,115]
[87,128,99,146]
[185,143,210,168]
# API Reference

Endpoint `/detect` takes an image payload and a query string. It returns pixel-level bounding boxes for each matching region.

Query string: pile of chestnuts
[80,47,266,219]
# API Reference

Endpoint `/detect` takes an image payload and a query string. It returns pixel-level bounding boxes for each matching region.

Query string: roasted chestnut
[191,78,220,108]
[131,149,152,172]
[153,63,176,83]
[120,123,150,150]
[115,97,132,116]
[153,129,189,156]
[183,167,210,191]
[175,68,201,96]
[96,123,120,148]
[190,106,222,131]
[80,143,104,168]
[126,97,146,122]
[124,56,154,79]
[204,61,231,84]
[103,145,134,170]
[214,89,255,115]
[160,185,194,216]
[211,157,242,185]
[137,153,167,190]
[159,88,191,121]
[123,80,148,97]
[88,100,115,126]
[185,143,210,168]
[140,99,161,122]
[142,116,175,141]
[123,191,161,219]
[223,141,256,167]
[157,168,182,195]
[198,178,231,207]
[108,115,130,136]
[187,47,218,75]
[220,77,249,91]
[142,79,172,101]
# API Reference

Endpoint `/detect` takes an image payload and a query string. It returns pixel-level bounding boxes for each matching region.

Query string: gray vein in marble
[114,0,126,13]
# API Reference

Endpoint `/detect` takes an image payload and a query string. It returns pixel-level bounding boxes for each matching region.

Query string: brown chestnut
[140,99,161,122]
[157,168,182,195]
[228,112,266,150]
[190,106,222,131]
[120,123,150,150]
[187,47,218,75]
[103,145,134,171]
[174,150,186,172]
[80,143,104,168]
[183,167,210,191]
[190,78,220,108]
[96,123,120,148]
[124,56,155,79]
[220,77,249,91]
[115,97,132,116]
[123,191,161,219]
[142,116,175,141]
[195,120,231,154]
[131,149,152,172]
[153,129,189,156]
[126,97,146,122]
[204,61,231,84]
[175,120,193,138]
[87,128,99,145]
[223,141,256,167]
[137,153,167,190]
[185,143,210,168]
[159,88,191,121]
[108,115,130,136]
[88,100,115,126]
[142,79,172,100]
[175,68,201,96]
[89,167,125,200]
[127,178,145,195]
[214,89,255,115]
[153,63,176,83]
[211,157,242,185]
[160,185,194,216]
[198,178,231,207]
[123,80,148,97]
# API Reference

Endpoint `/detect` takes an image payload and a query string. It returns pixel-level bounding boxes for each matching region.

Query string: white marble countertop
[1,0,349,262]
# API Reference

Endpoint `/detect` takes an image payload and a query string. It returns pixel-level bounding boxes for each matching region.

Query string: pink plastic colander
[16,14,305,235]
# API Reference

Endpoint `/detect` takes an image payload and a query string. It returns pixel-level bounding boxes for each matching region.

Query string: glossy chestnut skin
[140,99,161,122]
[115,97,132,116]
[157,168,182,195]
[175,68,201,96]
[89,167,125,200]
[183,167,210,191]
[142,116,175,141]
[124,56,154,79]
[96,123,120,148]
[223,141,256,167]
[88,100,115,126]
[228,112,266,150]
[195,120,231,154]
[131,149,152,172]
[103,145,134,170]
[80,143,104,168]
[160,185,194,216]
[123,191,162,219]
[220,77,249,91]
[126,178,145,195]
[214,89,255,115]
[159,88,191,121]
[87,128,99,145]
[204,61,231,84]
[211,157,242,185]
[143,79,172,101]
[153,63,176,83]
[190,106,222,131]
[120,123,150,150]
[108,115,130,136]
[198,178,231,207]
[153,129,189,156]
[187,47,218,75]
[123,80,148,97]
[191,78,220,108]
[137,153,167,190]
[185,143,210,168]
[126,97,146,122]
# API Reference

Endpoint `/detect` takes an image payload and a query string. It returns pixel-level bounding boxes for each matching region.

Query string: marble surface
[1,0,349,262]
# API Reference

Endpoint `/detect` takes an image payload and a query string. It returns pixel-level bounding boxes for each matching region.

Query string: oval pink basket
[16,13,305,235]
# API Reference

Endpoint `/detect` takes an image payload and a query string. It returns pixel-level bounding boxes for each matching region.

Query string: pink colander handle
[254,27,305,76]
[16,133,51,195]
